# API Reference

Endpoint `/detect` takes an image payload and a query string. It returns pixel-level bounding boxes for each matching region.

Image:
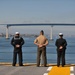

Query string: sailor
[55,33,67,67]
[11,32,24,66]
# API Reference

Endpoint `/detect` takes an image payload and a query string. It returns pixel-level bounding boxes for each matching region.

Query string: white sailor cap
[59,33,63,36]
[15,32,20,34]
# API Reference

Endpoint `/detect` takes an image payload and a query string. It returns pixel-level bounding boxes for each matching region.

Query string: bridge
[0,23,75,39]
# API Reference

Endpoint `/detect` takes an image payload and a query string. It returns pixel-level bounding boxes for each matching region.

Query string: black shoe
[19,64,23,66]
[62,65,64,67]
[37,65,40,67]
[57,65,60,67]
[44,66,47,67]
[12,64,15,66]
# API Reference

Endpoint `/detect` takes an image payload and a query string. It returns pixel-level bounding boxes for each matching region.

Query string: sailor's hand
[59,46,63,49]
[16,45,20,48]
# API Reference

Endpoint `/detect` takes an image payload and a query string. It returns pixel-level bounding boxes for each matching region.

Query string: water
[0,36,75,64]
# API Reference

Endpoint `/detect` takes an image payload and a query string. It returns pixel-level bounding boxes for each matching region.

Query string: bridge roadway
[0,23,75,39]
[0,63,75,75]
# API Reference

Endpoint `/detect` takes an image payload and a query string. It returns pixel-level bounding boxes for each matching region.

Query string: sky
[0,0,75,35]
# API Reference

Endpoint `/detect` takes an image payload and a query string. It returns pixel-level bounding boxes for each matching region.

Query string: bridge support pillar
[6,25,9,39]
[50,25,53,41]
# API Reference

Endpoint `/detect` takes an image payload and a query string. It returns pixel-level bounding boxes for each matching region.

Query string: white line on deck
[47,66,52,71]
[43,73,48,75]
[70,66,74,75]
[43,66,52,75]
[70,66,74,71]
[70,74,74,75]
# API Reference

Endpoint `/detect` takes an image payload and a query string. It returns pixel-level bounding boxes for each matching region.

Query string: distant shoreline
[0,33,75,38]
[0,33,39,37]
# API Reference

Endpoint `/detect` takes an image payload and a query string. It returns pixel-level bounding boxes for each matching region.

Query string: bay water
[0,36,75,64]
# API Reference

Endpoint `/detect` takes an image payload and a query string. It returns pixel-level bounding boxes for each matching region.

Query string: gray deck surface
[0,65,48,75]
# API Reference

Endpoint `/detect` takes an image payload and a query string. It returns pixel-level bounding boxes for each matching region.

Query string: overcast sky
[0,0,75,35]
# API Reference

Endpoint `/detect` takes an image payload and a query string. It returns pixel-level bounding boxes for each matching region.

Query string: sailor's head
[59,33,63,37]
[15,32,20,36]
